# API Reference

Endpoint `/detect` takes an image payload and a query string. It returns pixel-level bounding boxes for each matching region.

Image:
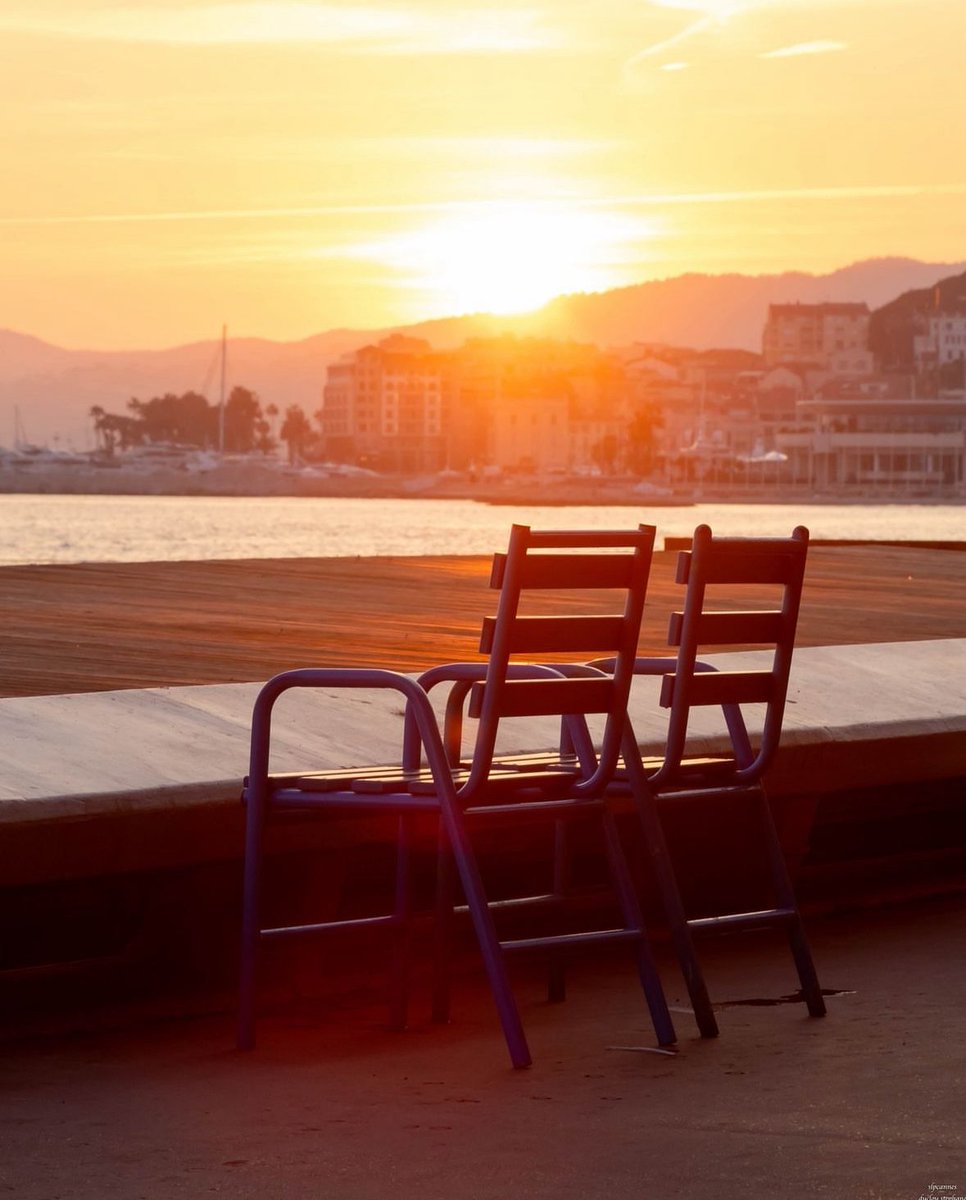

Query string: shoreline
[2,460,965,506]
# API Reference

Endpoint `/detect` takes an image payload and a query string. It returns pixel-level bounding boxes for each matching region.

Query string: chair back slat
[463,523,656,799]
[660,669,774,709]
[668,610,785,647]
[481,614,628,655]
[491,552,636,591]
[469,677,616,719]
[654,523,808,787]
[676,544,802,586]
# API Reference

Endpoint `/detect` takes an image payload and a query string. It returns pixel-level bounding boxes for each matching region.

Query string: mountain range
[3,256,964,449]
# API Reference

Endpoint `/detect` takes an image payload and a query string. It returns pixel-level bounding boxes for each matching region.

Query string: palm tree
[280,404,312,465]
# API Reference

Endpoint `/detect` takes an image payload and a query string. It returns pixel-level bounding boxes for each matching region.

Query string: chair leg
[756,790,826,1018]
[622,732,719,1039]
[238,792,264,1051]
[602,809,676,1046]
[388,815,414,1031]
[441,809,533,1070]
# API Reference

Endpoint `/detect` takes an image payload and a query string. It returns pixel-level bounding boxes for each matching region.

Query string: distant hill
[3,257,964,448]
[869,268,966,371]
[520,259,966,349]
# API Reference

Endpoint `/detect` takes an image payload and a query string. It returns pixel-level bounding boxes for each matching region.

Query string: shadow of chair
[238,523,676,1069]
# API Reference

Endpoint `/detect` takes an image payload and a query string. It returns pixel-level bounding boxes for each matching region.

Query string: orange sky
[1,0,965,349]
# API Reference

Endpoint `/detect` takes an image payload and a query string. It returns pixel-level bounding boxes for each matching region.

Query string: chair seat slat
[279,766,431,793]
[408,767,577,796]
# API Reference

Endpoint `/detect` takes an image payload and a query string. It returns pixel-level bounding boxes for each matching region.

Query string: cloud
[6,181,966,230]
[760,40,847,58]
[624,13,717,71]
[624,0,866,78]
[622,0,746,78]
[649,1,745,12]
[0,3,564,53]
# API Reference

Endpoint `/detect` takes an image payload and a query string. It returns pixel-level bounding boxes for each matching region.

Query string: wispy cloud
[0,3,564,53]
[624,0,859,78]
[4,182,966,229]
[761,40,847,58]
[623,14,717,71]
[622,0,748,78]
[649,1,746,12]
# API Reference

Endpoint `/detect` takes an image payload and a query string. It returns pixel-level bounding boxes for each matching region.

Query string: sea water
[0,493,963,566]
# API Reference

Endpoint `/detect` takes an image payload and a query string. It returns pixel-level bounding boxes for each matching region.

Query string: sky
[1,0,965,349]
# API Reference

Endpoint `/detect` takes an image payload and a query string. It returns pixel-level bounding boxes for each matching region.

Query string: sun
[372,201,654,316]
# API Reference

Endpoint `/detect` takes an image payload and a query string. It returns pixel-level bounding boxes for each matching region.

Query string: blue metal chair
[606,524,826,1037]
[238,523,675,1068]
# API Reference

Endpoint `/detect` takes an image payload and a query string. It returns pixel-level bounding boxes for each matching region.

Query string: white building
[913,311,966,370]
[778,397,966,493]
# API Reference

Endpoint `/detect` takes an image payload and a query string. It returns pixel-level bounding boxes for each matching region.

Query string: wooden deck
[2,545,964,698]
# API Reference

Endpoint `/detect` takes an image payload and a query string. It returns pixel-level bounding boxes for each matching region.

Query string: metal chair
[238,523,675,1069]
[615,523,826,1037]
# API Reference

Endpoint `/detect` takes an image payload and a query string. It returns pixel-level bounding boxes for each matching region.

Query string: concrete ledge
[2,640,966,889]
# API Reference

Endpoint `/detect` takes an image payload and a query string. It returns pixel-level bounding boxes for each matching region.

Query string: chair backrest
[652,523,808,788]
[462,523,656,799]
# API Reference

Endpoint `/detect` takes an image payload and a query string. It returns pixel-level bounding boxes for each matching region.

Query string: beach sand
[2,544,964,698]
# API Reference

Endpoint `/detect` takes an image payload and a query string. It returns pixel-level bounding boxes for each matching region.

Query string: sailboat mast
[218,324,227,454]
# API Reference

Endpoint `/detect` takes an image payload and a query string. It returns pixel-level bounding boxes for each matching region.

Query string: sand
[1,544,964,698]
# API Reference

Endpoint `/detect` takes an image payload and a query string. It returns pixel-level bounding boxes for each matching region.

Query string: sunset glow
[340,201,657,316]
[0,0,964,348]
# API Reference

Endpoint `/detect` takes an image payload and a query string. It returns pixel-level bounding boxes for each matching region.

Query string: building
[777,396,966,493]
[762,302,873,375]
[321,334,641,477]
[320,335,447,473]
[913,310,966,376]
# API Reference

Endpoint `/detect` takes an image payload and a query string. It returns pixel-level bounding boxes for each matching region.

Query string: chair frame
[239,523,675,1069]
[610,524,826,1036]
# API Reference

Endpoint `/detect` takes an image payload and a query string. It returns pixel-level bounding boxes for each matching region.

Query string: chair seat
[265,758,580,796]
[640,754,743,789]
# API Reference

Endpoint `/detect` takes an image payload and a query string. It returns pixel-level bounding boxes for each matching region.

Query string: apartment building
[321,334,637,476]
[762,302,873,375]
[320,335,447,472]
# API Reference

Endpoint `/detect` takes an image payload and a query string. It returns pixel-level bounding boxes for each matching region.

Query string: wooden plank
[0,546,964,699]
[480,614,627,654]
[489,551,637,590]
[469,676,615,718]
[667,609,784,646]
[660,669,774,708]
[699,545,803,585]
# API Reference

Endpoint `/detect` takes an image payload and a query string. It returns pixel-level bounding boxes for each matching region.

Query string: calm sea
[1,493,964,566]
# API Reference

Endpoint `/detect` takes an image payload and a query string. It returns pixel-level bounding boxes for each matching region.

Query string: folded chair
[600,524,826,1037]
[238,523,675,1069]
